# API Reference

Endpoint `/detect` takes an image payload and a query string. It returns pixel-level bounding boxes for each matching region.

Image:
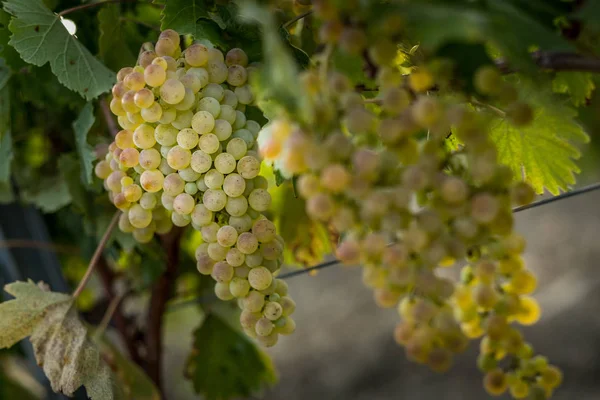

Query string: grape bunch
[95,29,296,346]
[258,1,561,397]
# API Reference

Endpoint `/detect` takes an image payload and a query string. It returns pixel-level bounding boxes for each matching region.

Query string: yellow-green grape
[213,119,233,141]
[139,149,161,170]
[320,164,351,193]
[214,282,234,300]
[229,277,251,298]
[94,160,112,179]
[514,296,541,325]
[192,110,216,134]
[177,128,199,149]
[155,124,178,146]
[222,174,245,197]
[226,48,249,67]
[217,225,238,247]
[248,267,272,291]
[255,317,274,337]
[511,182,536,206]
[140,169,164,193]
[124,71,145,91]
[204,169,224,189]
[123,184,142,203]
[185,43,209,67]
[132,124,155,149]
[115,129,134,149]
[163,173,185,196]
[167,146,192,170]
[211,261,234,283]
[207,61,228,84]
[159,29,180,47]
[144,64,167,87]
[134,88,154,109]
[198,133,220,154]
[140,192,157,210]
[160,78,186,104]
[119,147,139,168]
[225,196,248,217]
[203,189,227,212]
[234,85,254,105]
[509,379,530,399]
[174,88,196,111]
[117,67,133,82]
[474,66,502,95]
[140,102,163,123]
[191,150,212,174]
[227,65,247,86]
[110,97,126,116]
[208,242,228,261]
[263,301,283,321]
[483,368,508,396]
[248,189,271,212]
[171,211,191,227]
[540,365,563,390]
[180,73,202,93]
[198,97,221,118]
[113,193,130,210]
[128,204,152,228]
[409,68,434,92]
[243,290,265,312]
[155,37,177,57]
[173,193,195,215]
[139,50,157,68]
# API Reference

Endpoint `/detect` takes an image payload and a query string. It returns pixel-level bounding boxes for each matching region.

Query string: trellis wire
[168,181,600,311]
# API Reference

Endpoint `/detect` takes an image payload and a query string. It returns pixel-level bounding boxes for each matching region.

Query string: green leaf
[160,0,226,47]
[0,9,25,70]
[552,72,595,106]
[3,0,115,100]
[98,4,137,71]
[72,102,95,185]
[20,175,72,213]
[0,57,10,89]
[0,281,117,399]
[185,313,277,400]
[97,338,161,400]
[58,154,93,216]
[574,0,600,32]
[489,87,589,195]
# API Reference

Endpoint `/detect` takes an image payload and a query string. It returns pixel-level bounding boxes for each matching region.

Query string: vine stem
[58,0,160,16]
[283,9,314,30]
[93,292,125,341]
[72,212,120,299]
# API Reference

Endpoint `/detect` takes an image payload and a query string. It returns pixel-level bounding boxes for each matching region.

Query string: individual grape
[199,133,220,154]
[185,43,209,67]
[248,189,271,212]
[226,248,245,267]
[474,66,502,95]
[160,78,185,104]
[226,48,249,67]
[115,130,134,149]
[158,108,177,124]
[167,146,192,170]
[139,149,161,170]
[255,317,274,337]
[237,156,260,179]
[94,160,112,179]
[227,65,247,86]
[134,88,154,109]
[118,211,135,233]
[112,82,127,98]
[155,37,177,57]
[232,110,246,130]
[514,296,541,326]
[133,227,155,243]
[140,102,163,123]
[172,211,191,227]
[279,296,296,316]
[226,212,250,233]
[471,193,500,224]
[174,88,196,111]
[217,225,238,247]
[163,173,185,196]
[251,220,276,244]
[179,167,201,182]
[248,267,273,290]
[106,170,126,193]
[232,129,254,148]
[113,193,130,210]
[200,222,219,243]
[173,193,195,215]
[320,164,351,193]
[219,105,237,125]
[191,110,215,135]
[203,189,227,211]
[243,290,265,312]
[128,204,152,228]
[159,29,180,47]
[234,85,253,104]
[202,83,224,101]
[213,153,235,175]
[263,302,283,321]
[540,366,563,389]
[511,182,535,206]
[124,72,145,91]
[140,169,164,193]
[214,282,234,300]
[127,111,144,126]
[278,317,296,335]
[190,150,212,173]
[483,368,508,396]
[208,242,228,261]
[161,193,174,210]
[225,196,248,217]
[197,97,221,118]
[207,61,228,83]
[223,174,245,197]
[180,73,202,94]
[153,124,177,146]
[440,176,468,204]
[109,97,126,116]
[119,147,139,168]
[226,138,247,160]
[117,67,133,82]
[123,184,142,203]
[506,270,537,295]
[212,261,234,283]
[306,193,335,220]
[230,277,251,298]
[177,128,199,149]
[140,192,157,210]
[133,124,156,149]
[409,69,434,92]
[204,169,224,189]
[144,64,167,87]
[208,47,224,63]
[213,119,233,141]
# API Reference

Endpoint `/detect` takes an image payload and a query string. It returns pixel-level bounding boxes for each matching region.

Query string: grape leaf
[552,72,596,106]
[489,88,589,195]
[0,82,12,203]
[270,180,333,267]
[97,338,161,400]
[0,9,25,70]
[0,281,117,399]
[98,4,137,71]
[20,175,72,213]
[185,313,277,400]
[2,0,115,100]
[73,102,95,185]
[160,0,226,47]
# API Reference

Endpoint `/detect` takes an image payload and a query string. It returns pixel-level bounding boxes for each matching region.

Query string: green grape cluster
[258,1,560,396]
[95,29,296,346]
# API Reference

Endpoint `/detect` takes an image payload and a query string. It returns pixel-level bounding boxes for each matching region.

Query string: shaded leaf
[0,281,116,399]
[160,0,226,47]
[0,81,12,203]
[185,313,277,400]
[552,72,595,106]
[72,102,95,185]
[0,9,26,70]
[98,4,137,71]
[20,175,72,213]
[3,0,115,100]
[489,85,589,195]
[98,339,161,400]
